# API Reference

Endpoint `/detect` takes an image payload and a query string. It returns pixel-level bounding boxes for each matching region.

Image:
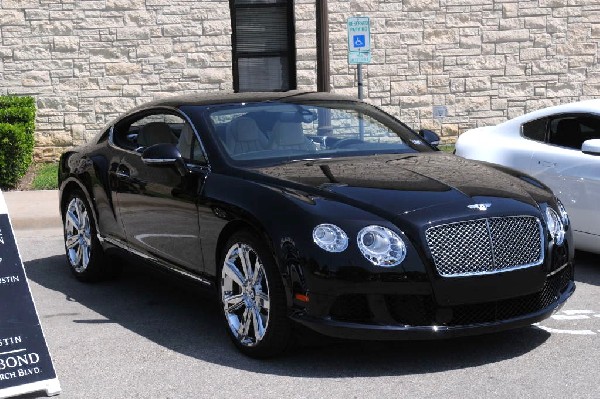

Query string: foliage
[438,144,455,153]
[0,96,36,189]
[32,163,58,190]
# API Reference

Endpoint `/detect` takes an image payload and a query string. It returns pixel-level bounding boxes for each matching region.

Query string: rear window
[521,117,547,142]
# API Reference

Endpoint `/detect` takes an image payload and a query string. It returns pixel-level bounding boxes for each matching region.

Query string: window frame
[109,107,210,165]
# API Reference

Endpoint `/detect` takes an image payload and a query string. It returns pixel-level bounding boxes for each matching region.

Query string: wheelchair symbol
[353,35,366,48]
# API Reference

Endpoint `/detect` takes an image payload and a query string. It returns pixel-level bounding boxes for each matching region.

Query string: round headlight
[313,224,348,252]
[545,207,565,245]
[357,225,406,267]
[556,199,569,228]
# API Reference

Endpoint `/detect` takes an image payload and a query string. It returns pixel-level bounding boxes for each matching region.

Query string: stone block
[446,13,483,28]
[466,76,491,91]
[105,62,142,75]
[53,37,79,52]
[424,29,458,44]
[403,0,440,11]
[483,29,530,43]
[2,0,38,8]
[117,28,150,40]
[391,80,428,96]
[106,0,146,10]
[21,71,51,87]
[408,45,435,61]
[14,45,51,60]
[519,47,546,61]
[333,75,355,88]
[546,82,582,98]
[0,10,25,25]
[94,97,136,113]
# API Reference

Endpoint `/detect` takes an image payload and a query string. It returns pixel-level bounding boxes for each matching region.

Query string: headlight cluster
[312,224,348,253]
[313,224,407,267]
[556,199,569,228]
[545,206,565,246]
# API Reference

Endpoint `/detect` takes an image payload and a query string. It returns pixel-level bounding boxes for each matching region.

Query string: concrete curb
[3,190,62,230]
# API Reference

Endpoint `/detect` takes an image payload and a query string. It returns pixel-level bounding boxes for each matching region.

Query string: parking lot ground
[4,191,600,398]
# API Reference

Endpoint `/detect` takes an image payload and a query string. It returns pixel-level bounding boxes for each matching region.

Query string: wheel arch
[214,218,293,307]
[59,177,99,230]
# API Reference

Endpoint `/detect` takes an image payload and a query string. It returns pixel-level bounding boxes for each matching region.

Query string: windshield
[201,100,434,165]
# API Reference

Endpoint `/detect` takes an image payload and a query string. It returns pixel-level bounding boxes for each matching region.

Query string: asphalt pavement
[2,190,600,399]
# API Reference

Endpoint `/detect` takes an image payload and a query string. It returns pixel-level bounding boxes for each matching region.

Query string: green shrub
[0,96,36,189]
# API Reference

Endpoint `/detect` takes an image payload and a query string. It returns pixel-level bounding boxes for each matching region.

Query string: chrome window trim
[142,158,178,164]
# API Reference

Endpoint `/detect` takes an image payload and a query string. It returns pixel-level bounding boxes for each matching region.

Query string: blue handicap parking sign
[353,35,365,48]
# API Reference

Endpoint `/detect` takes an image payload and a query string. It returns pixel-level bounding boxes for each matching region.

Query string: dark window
[230,0,296,92]
[548,115,600,150]
[521,118,548,142]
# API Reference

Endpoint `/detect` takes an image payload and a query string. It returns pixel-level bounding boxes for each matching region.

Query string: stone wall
[0,0,233,161]
[321,0,600,141]
[1,0,600,160]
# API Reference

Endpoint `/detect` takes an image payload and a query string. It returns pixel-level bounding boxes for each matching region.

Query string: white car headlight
[313,224,348,252]
[357,225,406,267]
[556,199,569,228]
[545,207,565,245]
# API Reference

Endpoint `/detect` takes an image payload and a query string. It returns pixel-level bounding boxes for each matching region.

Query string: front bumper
[291,264,575,340]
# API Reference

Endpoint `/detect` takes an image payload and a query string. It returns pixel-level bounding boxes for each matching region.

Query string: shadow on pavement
[25,254,551,378]
[574,250,600,287]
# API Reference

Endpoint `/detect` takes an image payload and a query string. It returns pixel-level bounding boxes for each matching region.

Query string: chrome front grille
[425,216,544,277]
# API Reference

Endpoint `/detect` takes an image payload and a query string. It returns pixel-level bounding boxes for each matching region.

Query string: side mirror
[419,129,441,148]
[582,139,600,156]
[141,143,188,175]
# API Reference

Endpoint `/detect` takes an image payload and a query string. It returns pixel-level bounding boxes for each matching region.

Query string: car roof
[501,99,600,128]
[130,91,359,111]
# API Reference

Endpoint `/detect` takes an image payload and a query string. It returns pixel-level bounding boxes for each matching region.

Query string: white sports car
[456,100,600,254]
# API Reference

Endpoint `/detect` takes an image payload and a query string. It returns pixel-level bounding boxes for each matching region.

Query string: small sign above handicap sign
[347,16,371,64]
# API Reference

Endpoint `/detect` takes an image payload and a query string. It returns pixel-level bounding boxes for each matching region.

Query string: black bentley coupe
[58,92,575,357]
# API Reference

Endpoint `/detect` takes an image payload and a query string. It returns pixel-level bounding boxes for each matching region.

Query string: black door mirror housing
[141,143,188,175]
[418,129,441,148]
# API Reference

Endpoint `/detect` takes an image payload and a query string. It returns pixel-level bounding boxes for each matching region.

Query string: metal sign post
[348,17,371,139]
[347,16,371,101]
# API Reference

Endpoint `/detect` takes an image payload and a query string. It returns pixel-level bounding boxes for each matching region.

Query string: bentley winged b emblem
[468,203,492,211]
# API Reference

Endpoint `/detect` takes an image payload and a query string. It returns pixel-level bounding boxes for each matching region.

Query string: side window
[177,124,207,164]
[113,112,181,151]
[548,117,585,150]
[132,114,181,148]
[112,110,207,163]
[521,117,547,142]
[577,116,600,142]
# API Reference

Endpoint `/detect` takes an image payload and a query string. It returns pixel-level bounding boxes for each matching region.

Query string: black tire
[218,229,291,358]
[62,189,118,282]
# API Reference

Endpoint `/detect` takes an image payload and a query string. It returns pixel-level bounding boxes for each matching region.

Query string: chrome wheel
[221,243,270,347]
[64,196,92,273]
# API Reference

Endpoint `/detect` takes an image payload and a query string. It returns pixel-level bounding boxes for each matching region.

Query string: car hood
[248,153,551,216]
